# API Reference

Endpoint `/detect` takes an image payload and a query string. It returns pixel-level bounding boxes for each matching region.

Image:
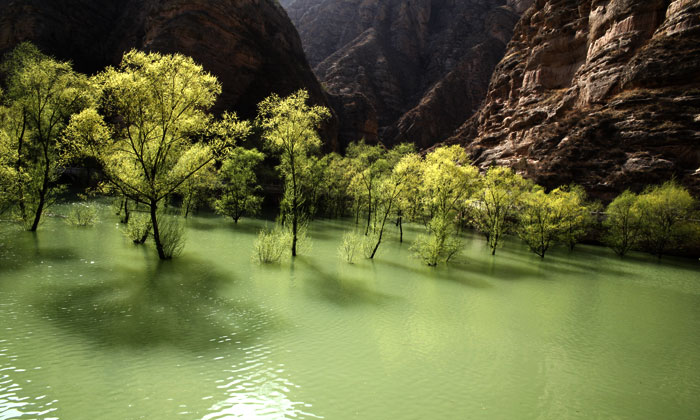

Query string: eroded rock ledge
[451,0,700,198]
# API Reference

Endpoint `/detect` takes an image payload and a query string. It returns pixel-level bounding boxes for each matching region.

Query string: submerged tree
[66,51,248,259]
[347,140,388,235]
[214,146,265,223]
[367,153,421,258]
[635,181,697,257]
[554,184,597,251]
[412,145,479,266]
[0,43,93,230]
[517,188,564,259]
[257,89,330,257]
[603,190,642,257]
[470,166,530,255]
[318,152,353,218]
[177,160,216,218]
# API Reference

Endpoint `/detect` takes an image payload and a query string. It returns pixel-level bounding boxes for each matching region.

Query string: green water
[0,205,699,419]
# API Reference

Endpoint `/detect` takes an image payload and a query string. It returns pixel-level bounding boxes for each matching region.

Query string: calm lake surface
[1,204,699,419]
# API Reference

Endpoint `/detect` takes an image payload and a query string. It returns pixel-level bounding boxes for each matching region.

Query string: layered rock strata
[451,0,700,198]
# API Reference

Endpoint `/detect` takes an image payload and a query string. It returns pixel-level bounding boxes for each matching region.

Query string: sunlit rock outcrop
[451,0,700,198]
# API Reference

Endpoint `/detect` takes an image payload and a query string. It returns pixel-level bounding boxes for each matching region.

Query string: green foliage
[178,161,217,218]
[257,89,330,257]
[553,184,597,251]
[603,190,642,256]
[214,147,265,223]
[347,140,390,233]
[65,202,98,227]
[635,181,697,257]
[470,166,530,255]
[410,145,478,266]
[366,152,422,258]
[0,42,94,230]
[124,212,152,244]
[0,112,17,214]
[411,216,462,266]
[66,50,249,259]
[338,231,363,263]
[517,189,563,258]
[420,145,479,221]
[157,215,186,259]
[316,153,353,218]
[253,227,291,264]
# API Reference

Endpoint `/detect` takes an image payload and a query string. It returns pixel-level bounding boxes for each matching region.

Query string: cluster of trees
[1,44,697,263]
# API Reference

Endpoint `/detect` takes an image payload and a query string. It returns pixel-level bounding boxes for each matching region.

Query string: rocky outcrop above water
[285,0,531,148]
[451,0,700,198]
[0,0,334,137]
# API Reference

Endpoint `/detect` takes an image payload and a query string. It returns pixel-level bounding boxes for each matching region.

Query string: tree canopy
[258,89,330,257]
[67,50,249,259]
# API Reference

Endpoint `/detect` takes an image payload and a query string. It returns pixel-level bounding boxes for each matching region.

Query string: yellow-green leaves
[635,181,697,257]
[258,89,330,158]
[214,147,265,223]
[603,190,642,256]
[602,182,697,257]
[517,188,563,258]
[420,145,479,219]
[85,50,233,259]
[257,89,330,257]
[470,166,531,255]
[0,42,94,230]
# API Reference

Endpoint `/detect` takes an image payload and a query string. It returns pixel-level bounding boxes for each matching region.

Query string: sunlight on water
[0,204,699,419]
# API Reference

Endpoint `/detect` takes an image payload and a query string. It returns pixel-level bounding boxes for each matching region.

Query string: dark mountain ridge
[283,0,533,149]
[0,0,336,144]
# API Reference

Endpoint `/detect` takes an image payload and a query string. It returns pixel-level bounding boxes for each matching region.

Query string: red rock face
[452,0,700,198]
[284,0,531,149]
[0,0,336,146]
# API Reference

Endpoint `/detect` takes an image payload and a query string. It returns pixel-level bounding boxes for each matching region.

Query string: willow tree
[412,145,479,266]
[257,89,330,257]
[517,188,564,259]
[470,166,530,255]
[555,184,596,251]
[367,153,421,259]
[347,140,388,234]
[603,190,642,257]
[66,50,248,259]
[214,146,265,223]
[0,43,93,230]
[635,181,697,257]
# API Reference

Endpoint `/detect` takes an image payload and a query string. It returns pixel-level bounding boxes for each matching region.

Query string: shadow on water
[36,255,282,353]
[293,257,400,307]
[0,230,81,274]
[373,258,495,289]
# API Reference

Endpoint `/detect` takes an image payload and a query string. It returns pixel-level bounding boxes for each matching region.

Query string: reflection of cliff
[0,0,333,129]
[451,0,700,198]
[285,0,532,148]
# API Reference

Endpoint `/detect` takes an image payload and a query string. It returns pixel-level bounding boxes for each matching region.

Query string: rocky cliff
[452,0,700,198]
[284,0,531,148]
[0,0,335,142]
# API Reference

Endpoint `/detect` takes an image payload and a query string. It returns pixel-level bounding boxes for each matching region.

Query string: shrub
[253,227,290,264]
[66,203,98,227]
[410,216,461,266]
[157,215,186,259]
[124,212,152,244]
[338,231,363,263]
